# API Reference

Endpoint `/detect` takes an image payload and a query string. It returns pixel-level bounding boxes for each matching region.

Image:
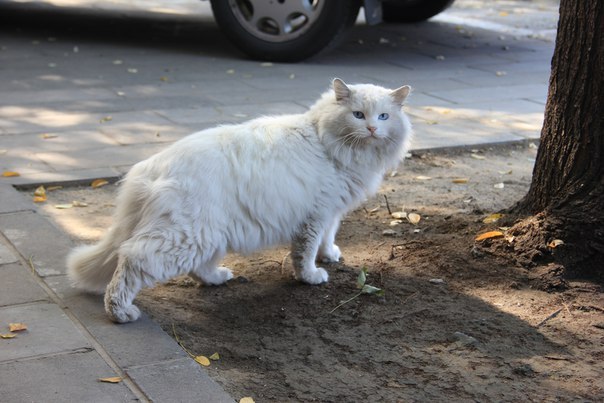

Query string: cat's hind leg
[104,254,144,323]
[104,233,193,323]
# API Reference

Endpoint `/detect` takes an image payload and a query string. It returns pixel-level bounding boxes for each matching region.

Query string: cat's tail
[67,230,119,294]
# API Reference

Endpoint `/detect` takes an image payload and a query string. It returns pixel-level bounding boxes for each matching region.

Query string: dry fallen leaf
[390,220,403,226]
[209,352,220,361]
[41,133,58,139]
[46,185,63,191]
[91,179,109,189]
[548,239,565,248]
[475,231,504,241]
[194,355,211,366]
[99,116,113,123]
[99,376,122,383]
[2,171,20,177]
[9,323,27,332]
[414,175,432,180]
[34,186,46,197]
[72,200,88,207]
[1,333,17,339]
[240,398,255,403]
[407,213,421,225]
[483,213,504,224]
[452,178,469,184]
[33,186,47,203]
[54,204,73,209]
[391,211,407,219]
[470,153,486,160]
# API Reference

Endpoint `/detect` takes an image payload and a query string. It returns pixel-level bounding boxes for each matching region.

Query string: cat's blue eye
[378,113,389,120]
[352,111,365,119]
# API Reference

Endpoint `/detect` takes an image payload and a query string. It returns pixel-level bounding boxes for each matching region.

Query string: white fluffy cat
[67,78,412,323]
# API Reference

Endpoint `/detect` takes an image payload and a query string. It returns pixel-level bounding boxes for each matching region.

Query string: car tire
[210,0,361,62]
[382,0,456,23]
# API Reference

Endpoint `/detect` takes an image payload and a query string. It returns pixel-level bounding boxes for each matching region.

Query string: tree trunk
[511,0,604,278]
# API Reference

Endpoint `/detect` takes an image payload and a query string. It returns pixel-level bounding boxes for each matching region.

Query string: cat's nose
[367,126,377,134]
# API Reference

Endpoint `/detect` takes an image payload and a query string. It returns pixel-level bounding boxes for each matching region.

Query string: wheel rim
[229,0,325,43]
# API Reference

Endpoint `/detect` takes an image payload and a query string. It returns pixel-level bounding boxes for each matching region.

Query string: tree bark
[512,0,604,278]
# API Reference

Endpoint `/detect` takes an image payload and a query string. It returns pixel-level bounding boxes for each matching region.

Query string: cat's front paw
[319,244,342,263]
[296,266,329,285]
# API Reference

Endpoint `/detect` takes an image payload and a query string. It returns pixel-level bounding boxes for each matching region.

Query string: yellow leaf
[391,211,407,219]
[452,178,469,184]
[99,116,113,123]
[33,186,47,203]
[194,355,210,366]
[499,11,509,16]
[548,239,564,249]
[91,179,109,189]
[2,171,20,177]
[407,213,421,225]
[54,204,73,209]
[209,352,220,361]
[483,213,504,224]
[475,231,504,241]
[240,398,255,403]
[99,376,122,383]
[34,186,46,197]
[9,323,27,332]
[159,76,168,82]
[41,133,58,139]
[1,333,17,339]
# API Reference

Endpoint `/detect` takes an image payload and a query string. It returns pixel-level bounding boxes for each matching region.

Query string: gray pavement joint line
[0,228,152,403]
[0,346,95,366]
[0,298,51,309]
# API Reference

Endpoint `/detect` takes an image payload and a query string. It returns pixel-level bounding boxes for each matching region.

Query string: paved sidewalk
[0,0,558,401]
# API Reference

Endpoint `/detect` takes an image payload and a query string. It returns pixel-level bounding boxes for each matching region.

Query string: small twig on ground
[330,291,363,314]
[562,302,574,317]
[383,194,392,215]
[27,256,36,274]
[172,323,195,358]
[401,291,419,305]
[537,308,563,327]
[280,252,290,274]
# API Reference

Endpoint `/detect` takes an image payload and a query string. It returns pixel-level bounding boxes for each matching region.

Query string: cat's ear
[390,85,411,106]
[333,78,351,102]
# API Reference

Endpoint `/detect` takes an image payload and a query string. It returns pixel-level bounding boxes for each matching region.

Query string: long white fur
[67,79,412,323]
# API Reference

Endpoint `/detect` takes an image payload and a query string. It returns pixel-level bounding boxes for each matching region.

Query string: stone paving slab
[127,358,234,403]
[0,350,139,402]
[0,262,48,306]
[0,211,74,277]
[0,302,91,361]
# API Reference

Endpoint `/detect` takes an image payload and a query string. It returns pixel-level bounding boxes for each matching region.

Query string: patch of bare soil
[38,142,604,402]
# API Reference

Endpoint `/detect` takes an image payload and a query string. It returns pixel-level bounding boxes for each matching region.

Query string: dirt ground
[37,142,603,402]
